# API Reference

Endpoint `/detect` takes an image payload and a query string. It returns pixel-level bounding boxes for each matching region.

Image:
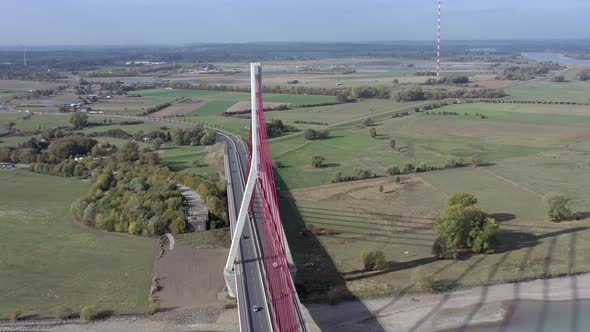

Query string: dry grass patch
[152,99,208,117]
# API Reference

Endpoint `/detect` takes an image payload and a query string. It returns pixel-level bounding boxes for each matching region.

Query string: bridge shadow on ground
[276,173,386,332]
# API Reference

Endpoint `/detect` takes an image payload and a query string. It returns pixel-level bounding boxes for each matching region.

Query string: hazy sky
[2,0,589,45]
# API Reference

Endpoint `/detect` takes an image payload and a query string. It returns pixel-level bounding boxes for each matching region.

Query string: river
[523,52,590,66]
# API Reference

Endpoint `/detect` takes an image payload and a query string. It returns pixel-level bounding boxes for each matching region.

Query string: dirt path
[155,243,227,311]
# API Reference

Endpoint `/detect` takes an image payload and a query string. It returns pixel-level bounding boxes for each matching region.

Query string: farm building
[176,184,209,231]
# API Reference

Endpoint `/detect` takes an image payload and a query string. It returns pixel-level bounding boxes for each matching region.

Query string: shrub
[311,155,325,168]
[147,302,159,315]
[9,310,22,321]
[361,250,387,271]
[402,163,415,173]
[447,192,478,208]
[80,306,96,321]
[471,155,483,166]
[543,193,572,222]
[54,305,73,319]
[386,166,401,176]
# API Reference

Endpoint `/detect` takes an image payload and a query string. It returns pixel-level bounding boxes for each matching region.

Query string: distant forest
[0,40,589,69]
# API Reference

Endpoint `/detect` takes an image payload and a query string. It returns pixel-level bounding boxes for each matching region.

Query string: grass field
[272,102,590,189]
[275,98,590,300]
[0,80,63,93]
[0,170,158,318]
[505,67,590,102]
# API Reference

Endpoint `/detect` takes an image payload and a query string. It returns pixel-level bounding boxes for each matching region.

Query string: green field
[159,145,213,173]
[276,100,590,300]
[506,67,590,102]
[272,102,590,189]
[0,170,157,318]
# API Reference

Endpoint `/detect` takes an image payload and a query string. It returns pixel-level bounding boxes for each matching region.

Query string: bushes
[9,310,22,321]
[386,166,400,176]
[266,119,298,138]
[402,163,415,173]
[360,250,388,271]
[304,128,329,140]
[311,155,325,168]
[447,192,478,208]
[543,193,572,222]
[80,306,96,321]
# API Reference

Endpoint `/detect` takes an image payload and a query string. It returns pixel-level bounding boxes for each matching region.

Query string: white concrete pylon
[224,63,261,297]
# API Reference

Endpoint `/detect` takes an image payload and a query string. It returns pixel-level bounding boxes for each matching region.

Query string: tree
[311,155,325,168]
[543,193,572,222]
[362,117,376,127]
[402,163,415,173]
[152,138,163,150]
[69,112,89,129]
[118,141,140,162]
[369,127,377,138]
[361,250,387,271]
[471,155,483,167]
[435,205,498,255]
[551,74,565,82]
[447,192,478,208]
[577,69,590,81]
[386,166,400,176]
[390,140,396,149]
[200,130,217,145]
[304,129,329,140]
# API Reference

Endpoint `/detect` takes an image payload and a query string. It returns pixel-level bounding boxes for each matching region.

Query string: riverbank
[302,272,590,331]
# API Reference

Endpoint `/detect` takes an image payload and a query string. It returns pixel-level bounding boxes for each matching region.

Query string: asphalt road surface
[221,133,273,332]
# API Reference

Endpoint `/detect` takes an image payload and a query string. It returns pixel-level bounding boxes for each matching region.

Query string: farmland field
[274,98,590,300]
[505,67,590,102]
[272,102,590,189]
[0,170,158,318]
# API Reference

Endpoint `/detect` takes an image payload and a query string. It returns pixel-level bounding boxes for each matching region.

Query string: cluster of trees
[423,111,459,116]
[386,158,471,176]
[304,128,329,140]
[31,159,88,177]
[416,101,453,112]
[71,165,188,235]
[331,168,375,183]
[497,62,563,80]
[432,193,499,259]
[293,120,328,126]
[266,119,298,138]
[168,82,352,98]
[172,125,216,146]
[577,69,590,81]
[69,113,89,129]
[352,86,392,99]
[479,99,590,106]
[423,76,470,85]
[550,74,566,82]
[0,136,98,164]
[394,86,506,102]
[141,102,172,116]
